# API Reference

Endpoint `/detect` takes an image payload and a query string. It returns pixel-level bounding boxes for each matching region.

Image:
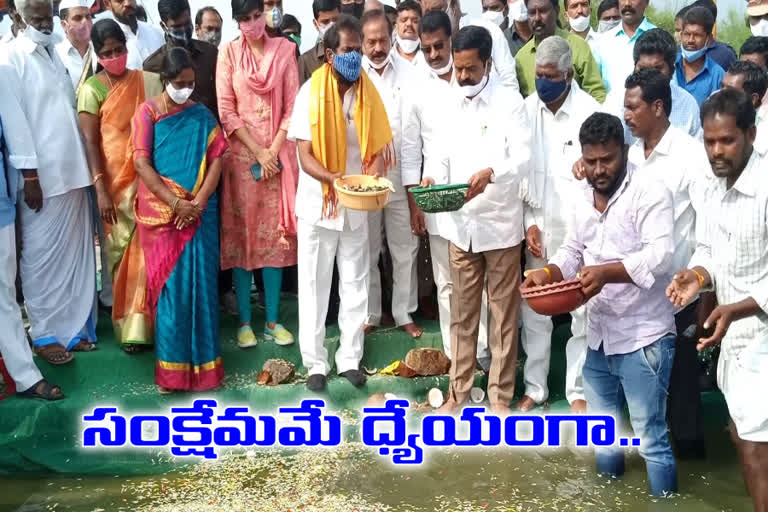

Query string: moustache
[371,52,388,61]
[621,6,635,14]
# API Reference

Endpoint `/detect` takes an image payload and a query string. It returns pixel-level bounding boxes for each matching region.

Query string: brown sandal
[35,345,74,365]
[71,340,97,352]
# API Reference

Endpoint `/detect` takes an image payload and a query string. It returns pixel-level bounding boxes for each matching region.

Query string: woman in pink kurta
[216,1,299,348]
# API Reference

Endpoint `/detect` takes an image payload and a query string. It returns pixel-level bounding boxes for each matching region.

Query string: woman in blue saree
[131,47,228,393]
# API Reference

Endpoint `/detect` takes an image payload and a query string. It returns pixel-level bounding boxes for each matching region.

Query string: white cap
[58,0,95,11]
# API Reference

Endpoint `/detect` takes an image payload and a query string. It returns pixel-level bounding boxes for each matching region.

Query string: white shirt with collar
[689,149,768,356]
[460,17,519,92]
[628,125,711,275]
[54,37,93,89]
[523,81,600,257]
[390,43,427,73]
[423,77,531,252]
[288,80,366,232]
[362,54,417,197]
[0,33,91,197]
[401,66,457,237]
[756,106,768,156]
[97,11,164,70]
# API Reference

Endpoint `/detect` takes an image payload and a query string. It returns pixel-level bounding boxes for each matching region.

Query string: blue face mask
[680,42,707,63]
[535,76,568,103]
[333,50,363,82]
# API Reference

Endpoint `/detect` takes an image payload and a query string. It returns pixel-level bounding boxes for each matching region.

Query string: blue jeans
[583,334,678,496]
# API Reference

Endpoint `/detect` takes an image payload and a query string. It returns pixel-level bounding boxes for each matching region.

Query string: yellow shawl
[309,63,394,218]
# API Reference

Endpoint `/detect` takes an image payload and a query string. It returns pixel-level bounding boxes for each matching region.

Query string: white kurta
[0,34,96,348]
[362,56,419,327]
[521,83,599,404]
[289,81,369,376]
[460,17,520,92]
[54,37,94,89]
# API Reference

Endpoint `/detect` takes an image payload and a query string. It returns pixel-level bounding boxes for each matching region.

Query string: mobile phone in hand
[250,163,262,181]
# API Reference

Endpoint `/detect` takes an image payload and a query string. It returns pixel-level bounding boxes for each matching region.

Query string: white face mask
[316,20,334,42]
[751,18,768,37]
[598,19,620,32]
[363,54,390,70]
[569,15,591,33]
[396,33,420,54]
[431,54,453,76]
[508,0,529,22]
[482,9,506,27]
[166,83,194,105]
[459,73,489,98]
[25,24,53,47]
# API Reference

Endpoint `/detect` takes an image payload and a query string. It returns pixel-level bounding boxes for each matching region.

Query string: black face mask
[340,3,364,19]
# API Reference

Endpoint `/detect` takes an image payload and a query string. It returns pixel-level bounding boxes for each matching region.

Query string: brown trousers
[448,242,521,406]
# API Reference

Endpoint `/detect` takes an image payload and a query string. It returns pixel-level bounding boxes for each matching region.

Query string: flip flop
[71,340,98,352]
[35,345,74,365]
[17,379,65,401]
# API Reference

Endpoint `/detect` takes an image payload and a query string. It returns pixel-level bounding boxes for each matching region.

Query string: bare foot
[570,399,587,414]
[400,323,423,338]
[437,400,461,415]
[363,324,377,335]
[490,403,512,416]
[516,395,537,412]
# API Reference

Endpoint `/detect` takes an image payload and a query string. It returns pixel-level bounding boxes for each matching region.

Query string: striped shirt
[689,150,768,355]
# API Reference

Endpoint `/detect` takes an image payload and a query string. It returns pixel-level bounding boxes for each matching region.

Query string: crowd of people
[0,0,766,503]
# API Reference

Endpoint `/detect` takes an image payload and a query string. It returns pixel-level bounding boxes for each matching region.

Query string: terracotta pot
[520,279,585,316]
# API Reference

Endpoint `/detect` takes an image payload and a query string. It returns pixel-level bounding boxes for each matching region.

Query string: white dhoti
[718,334,768,442]
[298,219,369,376]
[429,234,489,362]
[0,223,43,391]
[367,190,419,327]
[19,187,97,349]
[565,305,587,403]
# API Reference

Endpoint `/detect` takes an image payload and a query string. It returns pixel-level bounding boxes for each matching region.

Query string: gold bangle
[92,173,104,184]
[542,267,551,281]
[171,197,180,212]
[692,269,706,289]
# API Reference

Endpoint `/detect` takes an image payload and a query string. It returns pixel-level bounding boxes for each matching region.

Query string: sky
[0,0,748,51]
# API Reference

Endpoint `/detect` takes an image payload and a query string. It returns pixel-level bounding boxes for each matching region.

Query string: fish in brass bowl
[520,279,585,316]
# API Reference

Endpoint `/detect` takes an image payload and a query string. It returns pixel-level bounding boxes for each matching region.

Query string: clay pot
[520,279,585,316]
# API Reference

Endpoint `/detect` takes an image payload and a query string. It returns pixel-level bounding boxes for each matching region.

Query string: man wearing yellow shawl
[288,14,392,392]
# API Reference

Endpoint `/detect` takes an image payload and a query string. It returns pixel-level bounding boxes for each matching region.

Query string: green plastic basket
[410,183,469,213]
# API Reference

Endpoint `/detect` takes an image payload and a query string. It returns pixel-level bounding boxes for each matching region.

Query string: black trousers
[667,300,704,444]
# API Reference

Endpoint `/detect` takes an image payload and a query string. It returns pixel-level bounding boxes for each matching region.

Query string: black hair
[158,0,190,23]
[741,36,768,68]
[396,0,422,17]
[160,46,196,82]
[419,9,451,38]
[360,8,391,34]
[675,4,691,20]
[597,0,618,19]
[452,25,492,63]
[579,112,625,148]
[692,0,716,21]
[8,0,16,10]
[323,13,361,52]
[91,18,126,53]
[194,6,221,26]
[701,88,756,132]
[312,0,340,19]
[625,68,672,117]
[231,0,263,19]
[564,0,589,11]
[384,5,396,17]
[633,28,677,70]
[727,60,768,99]
[683,6,715,35]
[282,13,301,33]
[135,5,147,22]
[524,0,560,10]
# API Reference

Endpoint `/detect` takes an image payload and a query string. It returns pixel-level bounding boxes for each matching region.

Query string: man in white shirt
[401,9,491,367]
[623,68,712,459]
[0,0,97,365]
[521,36,599,414]
[564,0,600,57]
[721,60,768,156]
[601,28,701,146]
[54,0,94,90]
[459,7,519,90]
[668,89,768,511]
[421,26,531,414]
[289,15,389,392]
[100,0,163,70]
[524,112,678,497]
[391,0,424,68]
[360,9,422,338]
